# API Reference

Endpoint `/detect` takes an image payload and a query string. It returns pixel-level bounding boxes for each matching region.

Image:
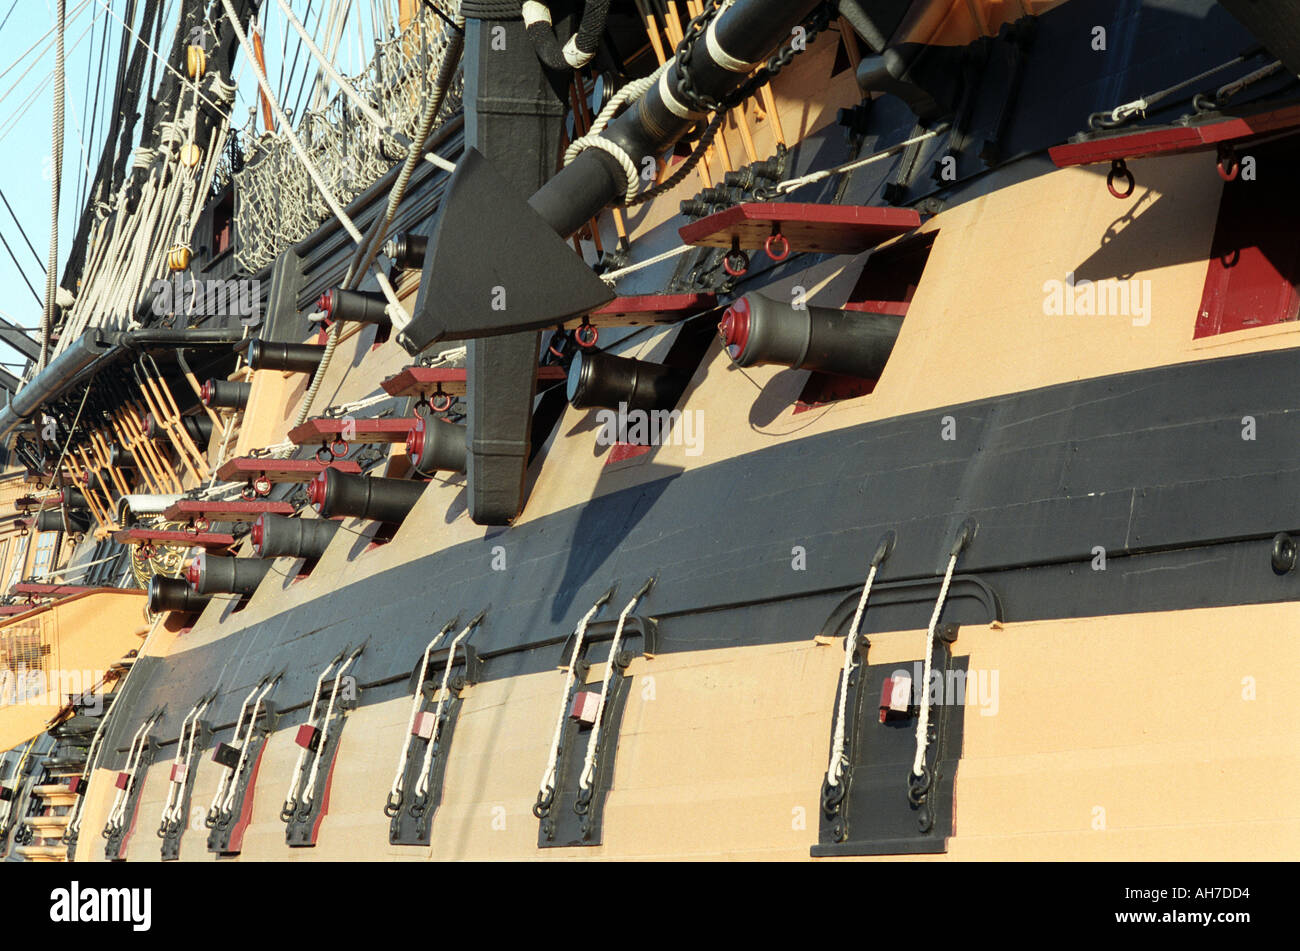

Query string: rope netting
[230,5,463,272]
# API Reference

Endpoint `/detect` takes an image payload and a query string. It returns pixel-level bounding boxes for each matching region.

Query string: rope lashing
[39,0,66,372]
[564,62,668,203]
[298,648,362,810]
[577,577,654,793]
[282,651,345,818]
[387,619,458,813]
[160,695,213,830]
[212,676,278,819]
[412,613,484,801]
[911,522,975,780]
[825,532,895,788]
[104,710,162,835]
[535,588,614,814]
[522,1,611,71]
[207,682,263,822]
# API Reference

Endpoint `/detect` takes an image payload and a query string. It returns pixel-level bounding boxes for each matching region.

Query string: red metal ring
[1106,160,1135,200]
[330,439,349,458]
[764,233,790,262]
[723,250,750,276]
[240,485,257,501]
[194,518,210,533]
[315,445,334,464]
[430,393,453,413]
[1216,152,1240,182]
[253,476,272,497]
[575,324,599,348]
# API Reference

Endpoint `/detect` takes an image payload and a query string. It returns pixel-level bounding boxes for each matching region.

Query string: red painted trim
[1049,104,1300,168]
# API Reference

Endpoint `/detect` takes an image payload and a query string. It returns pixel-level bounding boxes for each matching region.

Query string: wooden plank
[288,417,419,445]
[1049,104,1300,167]
[162,499,296,522]
[679,202,921,256]
[381,366,567,399]
[12,583,98,597]
[572,293,719,329]
[111,529,236,549]
[216,458,362,483]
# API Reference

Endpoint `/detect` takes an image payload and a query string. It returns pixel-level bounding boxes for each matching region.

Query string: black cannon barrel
[318,288,390,326]
[110,444,136,469]
[251,514,341,560]
[566,350,692,413]
[719,294,903,380]
[185,553,274,595]
[35,508,91,533]
[247,339,326,374]
[148,575,211,614]
[307,469,426,523]
[384,233,428,270]
[405,417,468,474]
[201,378,251,410]
[181,414,214,445]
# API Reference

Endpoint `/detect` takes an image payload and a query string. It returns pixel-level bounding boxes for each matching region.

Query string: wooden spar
[252,22,275,132]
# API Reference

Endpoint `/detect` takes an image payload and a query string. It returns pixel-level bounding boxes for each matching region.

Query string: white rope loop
[283,655,342,813]
[299,649,362,809]
[106,711,161,831]
[208,683,261,819]
[219,677,277,814]
[911,553,960,778]
[413,618,481,799]
[564,62,668,203]
[388,621,456,803]
[826,563,879,788]
[537,593,611,802]
[577,581,653,791]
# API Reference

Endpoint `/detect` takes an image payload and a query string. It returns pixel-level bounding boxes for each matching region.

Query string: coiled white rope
[826,562,880,788]
[911,553,959,777]
[564,62,668,203]
[537,592,610,801]
[388,620,455,802]
[413,620,479,799]
[577,582,651,790]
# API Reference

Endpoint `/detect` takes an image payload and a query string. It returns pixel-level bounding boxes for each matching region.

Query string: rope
[599,243,693,285]
[299,649,360,808]
[220,0,364,244]
[537,592,610,803]
[774,126,947,195]
[105,711,158,831]
[207,682,260,819]
[160,696,209,826]
[564,63,667,202]
[218,676,277,814]
[290,12,465,429]
[826,563,879,787]
[282,654,341,814]
[1104,54,1254,125]
[388,620,455,804]
[39,0,66,372]
[413,620,478,798]
[272,0,391,133]
[911,553,958,777]
[577,582,651,790]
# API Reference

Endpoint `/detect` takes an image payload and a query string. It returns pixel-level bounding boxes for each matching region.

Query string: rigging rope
[577,581,651,791]
[826,562,879,787]
[911,553,959,778]
[39,0,67,373]
[536,591,610,806]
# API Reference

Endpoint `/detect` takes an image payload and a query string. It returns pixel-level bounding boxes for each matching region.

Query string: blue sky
[0,0,396,376]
